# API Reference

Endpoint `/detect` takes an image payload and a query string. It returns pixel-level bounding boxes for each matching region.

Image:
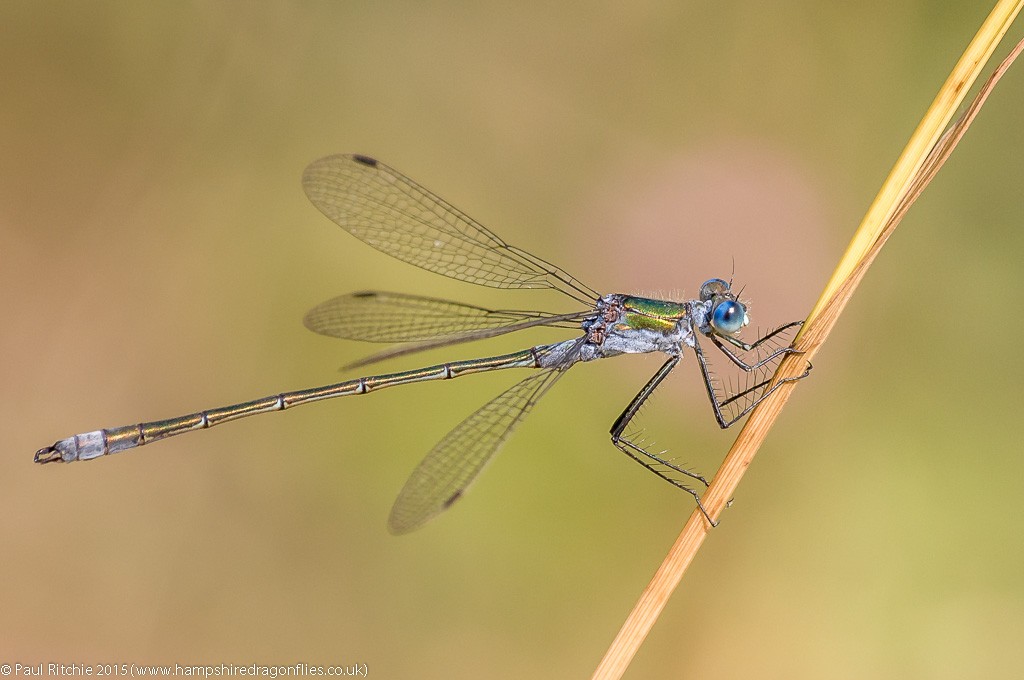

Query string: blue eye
[711,300,744,334]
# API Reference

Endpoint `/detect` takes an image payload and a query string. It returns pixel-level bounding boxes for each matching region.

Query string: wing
[302,154,599,305]
[387,368,566,534]
[304,291,588,369]
[304,290,582,342]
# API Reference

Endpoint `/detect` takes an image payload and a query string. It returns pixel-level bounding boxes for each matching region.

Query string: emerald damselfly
[35,154,809,532]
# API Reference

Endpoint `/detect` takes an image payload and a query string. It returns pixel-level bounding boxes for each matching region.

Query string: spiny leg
[609,356,717,526]
[717,364,811,412]
[720,374,775,410]
[728,320,803,352]
[710,321,804,371]
[613,437,717,527]
[694,334,812,429]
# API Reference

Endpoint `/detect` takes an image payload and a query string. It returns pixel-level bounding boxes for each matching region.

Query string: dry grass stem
[592,2,1024,678]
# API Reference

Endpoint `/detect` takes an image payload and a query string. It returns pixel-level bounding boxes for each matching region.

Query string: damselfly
[35,154,809,532]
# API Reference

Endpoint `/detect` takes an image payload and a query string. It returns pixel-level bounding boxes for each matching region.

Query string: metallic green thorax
[619,296,689,333]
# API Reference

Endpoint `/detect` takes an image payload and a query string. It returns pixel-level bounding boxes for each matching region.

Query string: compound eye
[699,278,730,302]
[711,300,745,334]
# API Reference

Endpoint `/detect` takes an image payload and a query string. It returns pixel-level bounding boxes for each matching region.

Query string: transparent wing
[302,154,599,305]
[304,290,588,369]
[388,368,566,534]
[304,290,582,342]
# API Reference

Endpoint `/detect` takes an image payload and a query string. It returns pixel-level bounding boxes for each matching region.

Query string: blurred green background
[3,1,1023,677]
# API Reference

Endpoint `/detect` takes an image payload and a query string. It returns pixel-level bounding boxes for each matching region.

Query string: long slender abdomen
[35,348,543,464]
